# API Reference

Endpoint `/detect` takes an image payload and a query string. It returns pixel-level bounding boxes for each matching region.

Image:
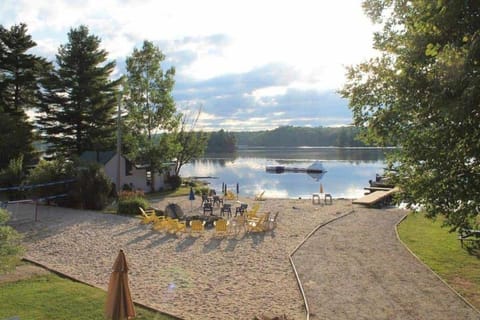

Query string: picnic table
[458,228,480,247]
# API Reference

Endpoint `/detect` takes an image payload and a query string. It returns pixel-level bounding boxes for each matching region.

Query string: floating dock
[353,187,400,206]
[266,161,326,174]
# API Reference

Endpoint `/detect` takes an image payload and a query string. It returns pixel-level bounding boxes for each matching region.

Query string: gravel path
[292,206,480,320]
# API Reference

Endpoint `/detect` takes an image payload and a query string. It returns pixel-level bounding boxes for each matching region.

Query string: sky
[1,0,377,131]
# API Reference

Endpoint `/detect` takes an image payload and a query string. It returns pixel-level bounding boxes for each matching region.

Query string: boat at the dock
[266,160,326,174]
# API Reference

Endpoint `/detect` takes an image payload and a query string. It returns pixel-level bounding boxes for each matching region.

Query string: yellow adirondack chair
[166,219,187,234]
[214,219,228,237]
[245,203,260,219]
[138,207,158,224]
[152,216,169,231]
[247,212,270,233]
[254,190,265,201]
[189,219,205,236]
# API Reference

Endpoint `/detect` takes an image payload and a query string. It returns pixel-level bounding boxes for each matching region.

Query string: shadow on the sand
[224,237,240,252]
[145,232,178,248]
[203,237,222,253]
[175,236,199,252]
[113,224,147,237]
[126,229,156,245]
[245,232,266,246]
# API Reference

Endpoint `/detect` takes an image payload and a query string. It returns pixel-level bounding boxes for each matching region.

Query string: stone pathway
[293,206,480,320]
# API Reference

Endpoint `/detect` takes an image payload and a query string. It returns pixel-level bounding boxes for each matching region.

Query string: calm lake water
[180,147,388,199]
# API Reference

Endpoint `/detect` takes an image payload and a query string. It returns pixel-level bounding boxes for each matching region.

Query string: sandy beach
[7,197,480,319]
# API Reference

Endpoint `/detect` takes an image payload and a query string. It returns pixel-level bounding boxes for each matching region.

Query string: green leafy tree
[341,1,480,229]
[39,25,121,158]
[171,110,208,176]
[0,23,49,168]
[123,40,177,192]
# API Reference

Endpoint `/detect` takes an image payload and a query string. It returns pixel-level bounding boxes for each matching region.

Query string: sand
[9,197,350,319]
[7,197,480,320]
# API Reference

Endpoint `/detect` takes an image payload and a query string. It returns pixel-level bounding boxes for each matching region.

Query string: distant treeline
[205,126,368,152]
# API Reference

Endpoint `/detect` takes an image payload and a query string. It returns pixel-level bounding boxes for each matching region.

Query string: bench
[458,229,480,247]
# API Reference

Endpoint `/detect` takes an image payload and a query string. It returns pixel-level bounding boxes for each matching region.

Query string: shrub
[69,162,112,210]
[122,183,133,191]
[167,175,182,190]
[195,186,209,195]
[26,158,75,200]
[118,190,145,200]
[0,208,24,274]
[117,197,149,215]
[0,156,25,200]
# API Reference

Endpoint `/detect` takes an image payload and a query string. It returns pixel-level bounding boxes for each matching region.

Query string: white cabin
[80,151,174,192]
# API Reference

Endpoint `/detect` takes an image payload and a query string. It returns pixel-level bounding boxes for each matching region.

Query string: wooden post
[116,94,122,193]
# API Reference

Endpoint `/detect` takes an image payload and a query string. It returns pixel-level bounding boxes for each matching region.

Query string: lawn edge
[21,258,182,320]
[394,213,480,315]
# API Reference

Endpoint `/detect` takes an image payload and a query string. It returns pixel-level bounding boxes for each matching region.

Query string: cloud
[1,0,375,131]
[174,63,352,131]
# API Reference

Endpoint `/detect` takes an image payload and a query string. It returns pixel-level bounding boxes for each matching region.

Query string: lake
[179,147,388,199]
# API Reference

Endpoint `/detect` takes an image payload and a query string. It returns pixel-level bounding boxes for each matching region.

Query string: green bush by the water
[117,191,149,215]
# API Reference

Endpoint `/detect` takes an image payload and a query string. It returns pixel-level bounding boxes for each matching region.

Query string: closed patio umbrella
[105,250,135,320]
[189,187,195,212]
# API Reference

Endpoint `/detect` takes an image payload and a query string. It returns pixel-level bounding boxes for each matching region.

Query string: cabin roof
[80,151,116,165]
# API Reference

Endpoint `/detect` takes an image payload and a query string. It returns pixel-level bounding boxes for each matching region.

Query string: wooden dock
[353,187,400,206]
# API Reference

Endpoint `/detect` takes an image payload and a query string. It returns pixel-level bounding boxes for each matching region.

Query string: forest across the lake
[206,125,369,152]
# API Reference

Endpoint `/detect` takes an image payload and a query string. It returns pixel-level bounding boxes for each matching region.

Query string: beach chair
[254,190,265,201]
[152,216,168,231]
[220,203,232,218]
[245,203,260,219]
[225,190,236,200]
[203,202,213,215]
[189,219,205,236]
[165,218,187,234]
[138,207,158,224]
[214,218,228,237]
[247,212,270,233]
[235,203,248,216]
[230,214,246,234]
[266,211,279,231]
[213,195,223,207]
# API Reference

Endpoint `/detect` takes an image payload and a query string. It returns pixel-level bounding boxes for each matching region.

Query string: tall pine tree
[0,23,48,169]
[39,25,121,158]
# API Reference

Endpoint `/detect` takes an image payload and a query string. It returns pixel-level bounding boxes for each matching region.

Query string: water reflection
[180,147,388,199]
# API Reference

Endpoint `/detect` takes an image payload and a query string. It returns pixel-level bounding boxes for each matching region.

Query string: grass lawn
[397,212,480,309]
[0,272,175,320]
[145,186,190,200]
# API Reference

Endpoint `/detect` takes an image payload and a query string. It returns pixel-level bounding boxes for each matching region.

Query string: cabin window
[146,170,152,186]
[125,160,133,176]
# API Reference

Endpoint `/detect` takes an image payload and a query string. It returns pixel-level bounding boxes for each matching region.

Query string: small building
[80,151,174,192]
